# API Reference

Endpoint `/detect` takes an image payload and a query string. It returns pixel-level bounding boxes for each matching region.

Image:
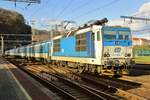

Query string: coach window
[97,31,100,41]
[31,46,34,53]
[53,39,60,52]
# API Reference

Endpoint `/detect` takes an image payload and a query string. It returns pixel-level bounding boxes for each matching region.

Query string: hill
[0,8,31,51]
[0,8,30,33]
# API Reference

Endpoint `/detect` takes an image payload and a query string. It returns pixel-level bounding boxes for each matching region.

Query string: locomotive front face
[101,26,133,67]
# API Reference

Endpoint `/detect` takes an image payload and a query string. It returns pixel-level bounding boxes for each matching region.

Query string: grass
[134,56,150,64]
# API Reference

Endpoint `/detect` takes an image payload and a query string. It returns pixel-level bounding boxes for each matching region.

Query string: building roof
[132,38,150,42]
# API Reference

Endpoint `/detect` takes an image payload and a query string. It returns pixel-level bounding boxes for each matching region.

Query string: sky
[0,0,150,39]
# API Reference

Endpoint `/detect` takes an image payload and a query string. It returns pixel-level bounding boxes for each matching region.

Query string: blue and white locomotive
[5,20,134,76]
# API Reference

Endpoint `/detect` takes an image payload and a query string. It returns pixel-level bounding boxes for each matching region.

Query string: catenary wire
[70,0,120,21]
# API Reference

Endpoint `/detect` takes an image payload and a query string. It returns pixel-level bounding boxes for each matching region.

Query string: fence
[134,50,150,56]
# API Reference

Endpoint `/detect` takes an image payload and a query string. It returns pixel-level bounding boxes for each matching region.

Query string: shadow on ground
[127,64,150,76]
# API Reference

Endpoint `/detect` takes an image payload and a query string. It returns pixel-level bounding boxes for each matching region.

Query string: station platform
[0,57,31,100]
[0,57,58,100]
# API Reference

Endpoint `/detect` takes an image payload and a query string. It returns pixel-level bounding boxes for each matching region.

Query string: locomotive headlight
[104,53,107,57]
[127,53,131,57]
[104,53,110,57]
[125,53,131,57]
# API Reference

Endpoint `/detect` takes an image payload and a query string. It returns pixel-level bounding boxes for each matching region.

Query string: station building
[132,38,150,45]
[132,38,150,57]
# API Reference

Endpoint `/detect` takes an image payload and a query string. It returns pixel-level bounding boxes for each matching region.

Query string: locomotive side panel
[51,31,98,64]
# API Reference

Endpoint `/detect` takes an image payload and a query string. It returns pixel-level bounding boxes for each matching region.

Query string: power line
[63,0,92,18]
[70,0,120,20]
[132,28,150,32]
[0,34,31,36]
[47,0,60,18]
[3,40,31,42]
[1,0,40,3]
[28,0,50,18]
[56,0,73,19]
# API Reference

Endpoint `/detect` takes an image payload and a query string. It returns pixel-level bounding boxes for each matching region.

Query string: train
[5,19,134,76]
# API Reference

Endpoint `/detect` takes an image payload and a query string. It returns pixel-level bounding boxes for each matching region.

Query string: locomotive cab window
[124,35,129,40]
[103,34,116,40]
[103,31,116,40]
[118,31,131,40]
[76,33,87,51]
[118,35,123,40]
[97,31,100,41]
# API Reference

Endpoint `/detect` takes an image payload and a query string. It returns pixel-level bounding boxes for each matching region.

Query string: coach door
[47,42,51,59]
[40,44,43,59]
[86,32,95,58]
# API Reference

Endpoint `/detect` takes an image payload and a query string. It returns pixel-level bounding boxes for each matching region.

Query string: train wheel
[87,65,92,73]
[43,59,48,64]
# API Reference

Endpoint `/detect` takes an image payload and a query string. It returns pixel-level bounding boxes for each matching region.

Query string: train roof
[102,26,130,31]
[103,25,130,29]
[32,40,51,45]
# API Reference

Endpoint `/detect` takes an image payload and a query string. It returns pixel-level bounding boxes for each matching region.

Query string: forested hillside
[0,8,31,33]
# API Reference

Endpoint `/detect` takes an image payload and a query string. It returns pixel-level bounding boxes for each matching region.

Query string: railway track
[7,58,147,100]
[80,73,141,90]
[8,58,120,100]
[49,66,141,90]
[40,72,119,100]
[48,66,147,100]
[24,64,144,100]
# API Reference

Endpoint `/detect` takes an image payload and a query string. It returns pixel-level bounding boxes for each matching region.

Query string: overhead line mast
[1,0,40,3]
[1,0,40,7]
[120,16,150,24]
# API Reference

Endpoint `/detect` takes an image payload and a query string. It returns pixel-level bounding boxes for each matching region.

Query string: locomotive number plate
[114,47,121,53]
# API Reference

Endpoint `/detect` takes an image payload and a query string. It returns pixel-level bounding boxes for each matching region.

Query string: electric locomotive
[51,25,133,75]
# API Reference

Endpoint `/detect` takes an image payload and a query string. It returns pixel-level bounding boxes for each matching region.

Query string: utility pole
[1,35,4,55]
[121,16,150,38]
